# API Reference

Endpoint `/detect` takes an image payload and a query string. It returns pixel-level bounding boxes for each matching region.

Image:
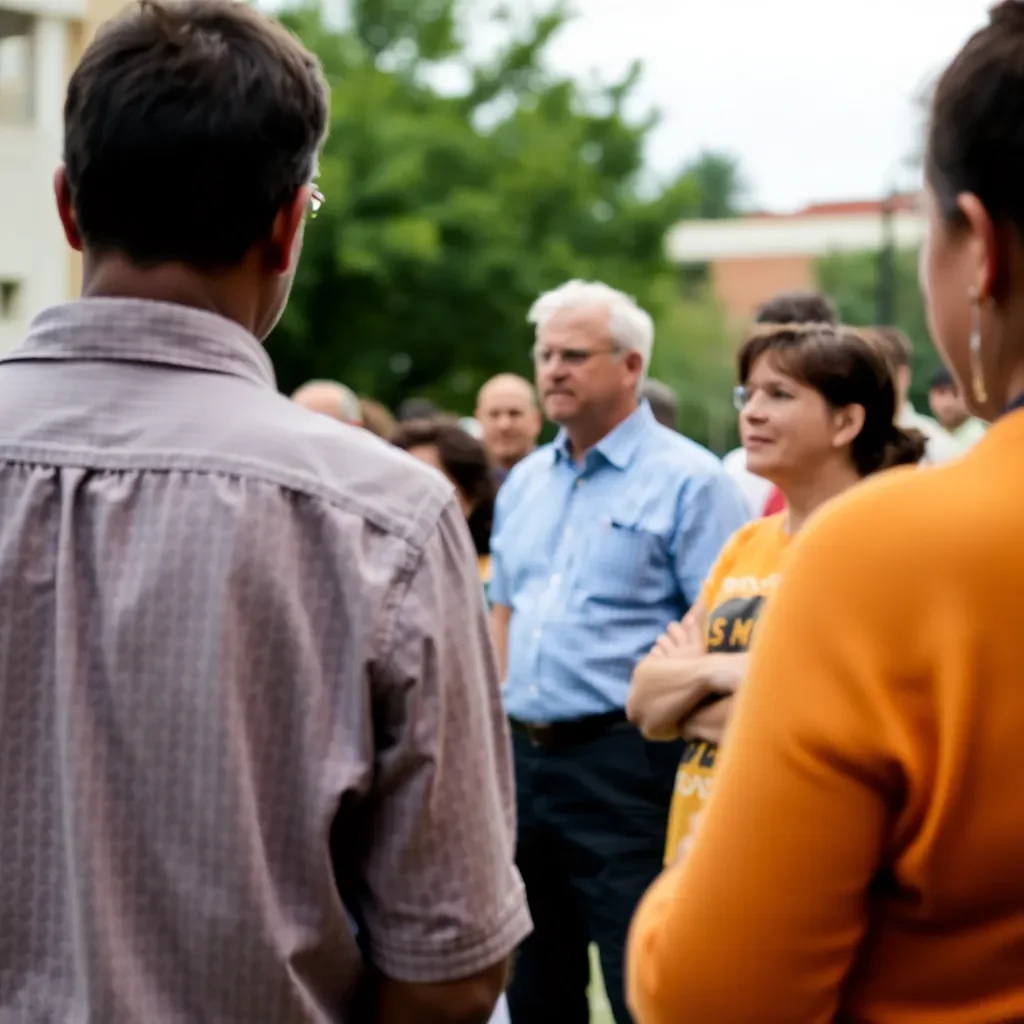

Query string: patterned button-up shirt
[0,298,530,1022]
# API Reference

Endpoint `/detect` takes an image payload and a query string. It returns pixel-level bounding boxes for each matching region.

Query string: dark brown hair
[737,324,926,476]
[391,418,495,556]
[871,326,913,369]
[755,291,839,326]
[64,0,328,268]
[926,0,1024,234]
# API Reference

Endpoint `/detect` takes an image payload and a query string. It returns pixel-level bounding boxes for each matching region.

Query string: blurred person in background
[873,325,961,463]
[292,378,363,424]
[398,396,438,422]
[929,365,987,448]
[0,4,530,1022]
[755,289,839,327]
[358,395,396,439]
[475,373,543,485]
[458,415,485,440]
[626,323,924,865]
[640,379,678,431]
[489,280,748,1024]
[724,289,840,516]
[392,417,497,598]
[626,4,1024,1019]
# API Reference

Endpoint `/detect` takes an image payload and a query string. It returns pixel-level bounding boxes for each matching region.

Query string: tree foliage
[268,0,740,426]
[815,248,942,411]
[685,152,746,220]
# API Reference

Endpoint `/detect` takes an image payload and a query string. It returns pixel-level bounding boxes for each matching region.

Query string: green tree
[649,289,738,453]
[815,248,942,412]
[268,0,734,425]
[685,151,746,220]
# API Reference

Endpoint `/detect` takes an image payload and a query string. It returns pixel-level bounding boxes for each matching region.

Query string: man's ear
[53,166,83,252]
[264,186,309,274]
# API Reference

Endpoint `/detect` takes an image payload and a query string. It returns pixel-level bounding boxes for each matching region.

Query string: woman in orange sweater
[626,4,1024,1021]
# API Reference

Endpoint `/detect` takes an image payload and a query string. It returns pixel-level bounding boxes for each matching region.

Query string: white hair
[527,279,655,374]
[335,384,363,424]
[294,379,363,424]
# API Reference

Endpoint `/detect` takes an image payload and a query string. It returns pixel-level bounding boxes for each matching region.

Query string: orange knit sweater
[627,410,1024,1023]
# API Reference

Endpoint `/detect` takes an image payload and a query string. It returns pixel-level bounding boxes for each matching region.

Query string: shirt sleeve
[698,524,743,613]
[360,496,532,983]
[628,496,900,1024]
[672,470,751,606]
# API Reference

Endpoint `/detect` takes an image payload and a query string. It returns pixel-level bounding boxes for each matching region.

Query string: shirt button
[550,573,561,586]
[533,628,542,639]
[575,478,585,488]
[528,685,538,696]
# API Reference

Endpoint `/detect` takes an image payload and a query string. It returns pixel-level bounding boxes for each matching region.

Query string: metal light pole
[876,187,897,326]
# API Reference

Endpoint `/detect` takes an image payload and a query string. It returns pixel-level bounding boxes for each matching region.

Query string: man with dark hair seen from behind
[0,3,530,1022]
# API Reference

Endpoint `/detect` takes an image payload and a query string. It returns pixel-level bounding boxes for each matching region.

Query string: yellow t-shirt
[663,514,790,862]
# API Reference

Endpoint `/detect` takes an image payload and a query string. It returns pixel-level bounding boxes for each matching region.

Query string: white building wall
[667,210,926,264]
[0,5,76,353]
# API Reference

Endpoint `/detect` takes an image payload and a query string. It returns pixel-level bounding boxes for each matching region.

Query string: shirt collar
[4,297,277,389]
[553,400,656,469]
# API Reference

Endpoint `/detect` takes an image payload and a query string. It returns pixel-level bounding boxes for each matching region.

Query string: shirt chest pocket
[575,518,666,604]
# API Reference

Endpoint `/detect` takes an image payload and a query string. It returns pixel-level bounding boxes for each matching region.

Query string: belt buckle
[526,721,554,748]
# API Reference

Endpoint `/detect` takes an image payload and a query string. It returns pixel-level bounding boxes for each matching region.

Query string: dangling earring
[969,296,989,406]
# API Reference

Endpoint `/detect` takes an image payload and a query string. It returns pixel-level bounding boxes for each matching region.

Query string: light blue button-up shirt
[490,402,751,723]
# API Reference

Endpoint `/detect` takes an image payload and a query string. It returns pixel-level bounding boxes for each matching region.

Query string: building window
[0,11,34,126]
[0,280,21,320]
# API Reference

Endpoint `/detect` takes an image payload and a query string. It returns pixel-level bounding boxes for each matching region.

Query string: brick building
[667,195,925,322]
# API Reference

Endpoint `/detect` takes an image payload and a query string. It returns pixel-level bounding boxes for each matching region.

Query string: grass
[588,944,614,1024]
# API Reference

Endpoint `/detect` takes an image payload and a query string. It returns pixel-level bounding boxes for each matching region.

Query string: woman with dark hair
[628,322,923,859]
[392,417,496,594]
[627,6,1024,1020]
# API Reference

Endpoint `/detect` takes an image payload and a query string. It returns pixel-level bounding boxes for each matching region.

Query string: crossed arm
[626,600,747,744]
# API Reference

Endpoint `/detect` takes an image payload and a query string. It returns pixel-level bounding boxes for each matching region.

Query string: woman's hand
[653,614,705,660]
[628,604,710,740]
[682,695,734,745]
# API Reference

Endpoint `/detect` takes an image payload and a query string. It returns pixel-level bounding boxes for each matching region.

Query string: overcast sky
[536,0,992,211]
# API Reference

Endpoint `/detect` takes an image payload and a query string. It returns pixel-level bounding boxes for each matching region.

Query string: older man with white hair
[489,280,748,1024]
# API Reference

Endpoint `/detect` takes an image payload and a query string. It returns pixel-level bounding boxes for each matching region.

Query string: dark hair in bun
[927,0,1024,234]
[878,421,928,473]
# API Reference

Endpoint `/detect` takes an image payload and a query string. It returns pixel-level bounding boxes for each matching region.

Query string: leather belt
[509,709,627,750]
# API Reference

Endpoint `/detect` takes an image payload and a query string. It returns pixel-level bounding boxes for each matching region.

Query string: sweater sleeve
[626,496,902,1024]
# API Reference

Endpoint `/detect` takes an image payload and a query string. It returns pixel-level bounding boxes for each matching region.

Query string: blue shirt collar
[553,401,656,470]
